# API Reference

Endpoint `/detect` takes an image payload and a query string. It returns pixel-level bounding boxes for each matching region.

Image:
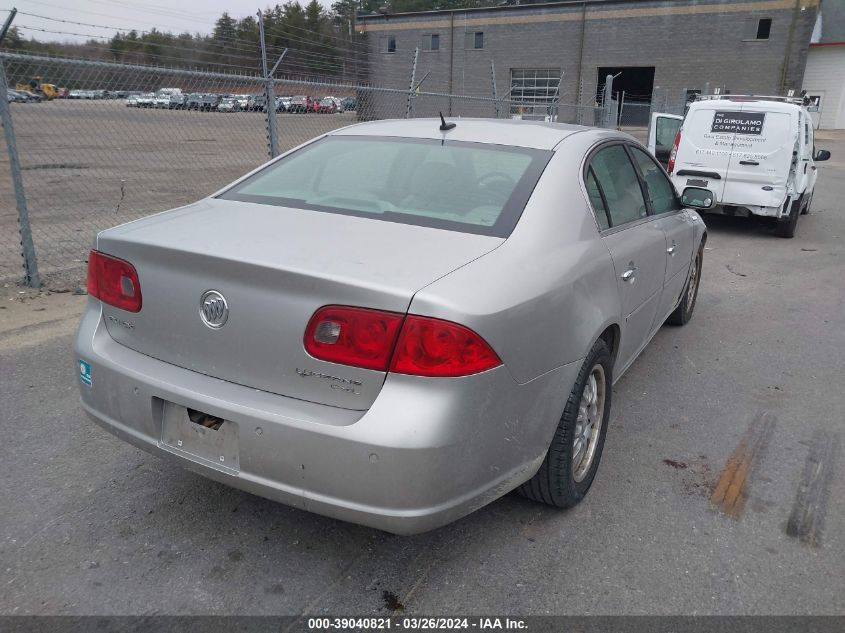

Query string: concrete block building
[357,0,820,121]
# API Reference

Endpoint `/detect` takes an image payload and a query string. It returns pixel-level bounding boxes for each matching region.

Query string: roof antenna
[439,111,456,131]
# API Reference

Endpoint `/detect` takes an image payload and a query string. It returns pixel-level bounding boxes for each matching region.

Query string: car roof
[331,118,615,150]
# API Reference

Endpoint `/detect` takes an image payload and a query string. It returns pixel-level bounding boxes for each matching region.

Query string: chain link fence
[1,51,607,287]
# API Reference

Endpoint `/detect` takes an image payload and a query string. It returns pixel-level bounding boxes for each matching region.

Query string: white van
[649,96,831,238]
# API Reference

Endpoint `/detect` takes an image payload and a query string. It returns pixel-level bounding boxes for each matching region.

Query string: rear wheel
[518,338,612,508]
[774,197,800,238]
[667,244,703,326]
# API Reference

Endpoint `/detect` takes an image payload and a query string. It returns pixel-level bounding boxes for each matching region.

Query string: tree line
[3,0,543,78]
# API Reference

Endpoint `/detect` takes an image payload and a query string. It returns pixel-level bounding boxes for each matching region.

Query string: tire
[667,243,703,326]
[774,197,800,238]
[518,338,612,508]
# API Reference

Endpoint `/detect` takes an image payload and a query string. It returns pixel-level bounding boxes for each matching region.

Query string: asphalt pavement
[2,137,844,616]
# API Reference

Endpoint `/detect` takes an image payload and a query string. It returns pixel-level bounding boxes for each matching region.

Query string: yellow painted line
[359,0,816,33]
[710,411,775,518]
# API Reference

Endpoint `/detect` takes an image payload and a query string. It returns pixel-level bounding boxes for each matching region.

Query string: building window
[510,68,561,118]
[424,33,440,51]
[756,18,772,39]
[381,35,396,53]
[465,31,483,49]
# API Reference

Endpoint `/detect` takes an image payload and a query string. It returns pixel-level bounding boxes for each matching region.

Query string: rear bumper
[75,301,579,534]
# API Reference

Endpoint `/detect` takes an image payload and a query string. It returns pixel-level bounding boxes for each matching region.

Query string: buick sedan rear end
[76,119,706,533]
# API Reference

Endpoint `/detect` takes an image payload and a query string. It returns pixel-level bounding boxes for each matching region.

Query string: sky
[3,0,335,44]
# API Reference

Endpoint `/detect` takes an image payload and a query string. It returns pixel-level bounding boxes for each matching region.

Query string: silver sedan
[75,118,709,534]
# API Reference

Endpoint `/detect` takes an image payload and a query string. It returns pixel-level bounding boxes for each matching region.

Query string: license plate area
[159,401,240,474]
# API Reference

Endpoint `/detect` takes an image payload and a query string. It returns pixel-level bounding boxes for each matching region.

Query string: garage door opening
[596,66,656,127]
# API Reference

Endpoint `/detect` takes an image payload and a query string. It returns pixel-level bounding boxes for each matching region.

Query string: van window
[589,145,648,227]
[629,147,680,215]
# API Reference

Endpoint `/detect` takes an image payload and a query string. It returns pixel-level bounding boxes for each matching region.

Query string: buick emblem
[199,290,229,329]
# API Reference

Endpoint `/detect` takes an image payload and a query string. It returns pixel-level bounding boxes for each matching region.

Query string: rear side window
[585,168,610,230]
[588,145,648,227]
[219,136,551,238]
[629,147,680,215]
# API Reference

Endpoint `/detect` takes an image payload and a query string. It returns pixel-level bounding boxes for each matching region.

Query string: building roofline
[356,0,662,21]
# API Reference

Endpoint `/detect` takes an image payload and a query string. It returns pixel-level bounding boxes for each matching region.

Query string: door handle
[667,242,677,255]
[621,267,637,282]
[739,160,759,166]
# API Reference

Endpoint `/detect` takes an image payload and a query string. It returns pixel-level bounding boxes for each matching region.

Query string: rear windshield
[218,136,551,237]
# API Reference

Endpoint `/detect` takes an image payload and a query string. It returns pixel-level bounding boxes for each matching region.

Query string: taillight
[304,306,502,377]
[304,306,404,371]
[86,249,142,312]
[390,315,501,377]
[667,128,682,174]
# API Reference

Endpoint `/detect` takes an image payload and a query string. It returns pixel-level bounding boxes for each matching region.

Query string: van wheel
[801,192,812,215]
[774,197,800,238]
[517,338,612,508]
[667,244,703,326]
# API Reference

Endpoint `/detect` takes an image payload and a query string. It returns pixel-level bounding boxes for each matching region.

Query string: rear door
[721,105,796,208]
[628,145,696,322]
[671,105,734,200]
[647,113,683,168]
[586,144,667,371]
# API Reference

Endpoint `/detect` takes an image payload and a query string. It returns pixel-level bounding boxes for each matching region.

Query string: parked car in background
[217,97,241,113]
[331,97,345,113]
[169,94,188,110]
[275,96,292,112]
[154,93,171,109]
[252,94,268,112]
[341,97,356,111]
[186,93,204,110]
[16,90,43,102]
[235,94,251,110]
[125,94,140,107]
[136,93,156,108]
[201,94,222,112]
[6,89,30,103]
[68,89,85,99]
[317,97,338,114]
[289,95,312,113]
[76,118,708,534]
[652,95,832,238]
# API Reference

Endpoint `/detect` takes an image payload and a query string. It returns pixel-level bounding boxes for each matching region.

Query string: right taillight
[87,249,142,312]
[390,315,501,377]
[304,306,502,377]
[667,128,682,174]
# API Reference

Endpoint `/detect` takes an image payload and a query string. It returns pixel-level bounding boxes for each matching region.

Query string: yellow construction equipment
[15,77,59,100]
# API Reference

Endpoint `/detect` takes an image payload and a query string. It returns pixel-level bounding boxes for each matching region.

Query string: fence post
[0,61,40,288]
[602,74,614,129]
[258,11,279,158]
[490,60,499,118]
[405,47,419,119]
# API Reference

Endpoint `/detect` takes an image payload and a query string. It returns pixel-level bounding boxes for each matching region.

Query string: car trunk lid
[96,198,502,410]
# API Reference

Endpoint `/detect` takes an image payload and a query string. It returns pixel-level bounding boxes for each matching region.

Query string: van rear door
[721,105,796,209]
[671,105,733,200]
[647,113,683,168]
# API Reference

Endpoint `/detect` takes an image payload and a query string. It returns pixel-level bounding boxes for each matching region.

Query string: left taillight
[86,249,142,312]
[667,127,682,175]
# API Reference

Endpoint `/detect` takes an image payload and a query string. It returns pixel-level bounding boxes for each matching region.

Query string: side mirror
[814,149,831,162]
[681,187,716,210]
